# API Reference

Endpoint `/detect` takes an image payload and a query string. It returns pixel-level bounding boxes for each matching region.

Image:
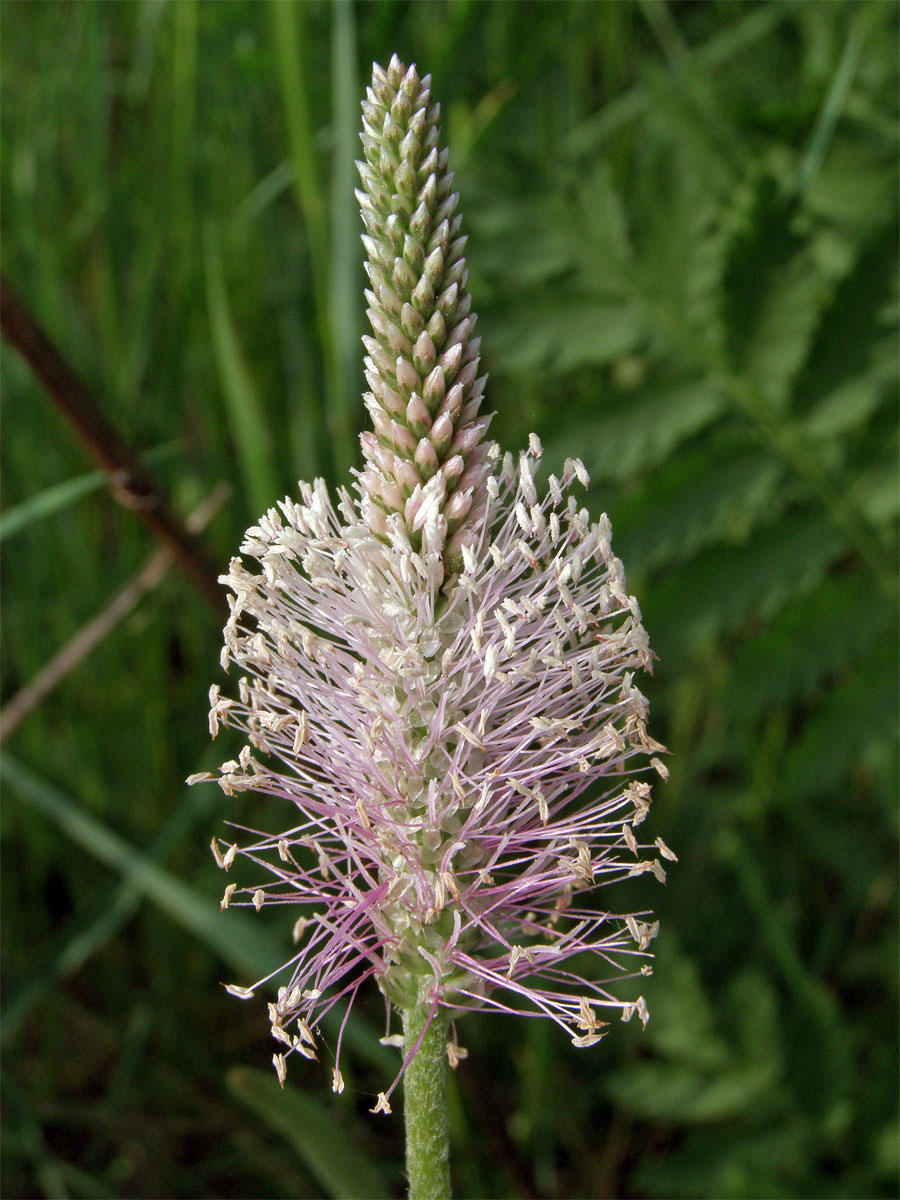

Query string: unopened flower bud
[412,276,435,311]
[413,331,436,373]
[439,342,463,377]
[423,365,446,410]
[440,454,465,489]
[396,357,419,395]
[406,393,431,437]
[400,302,424,337]
[437,282,458,316]
[441,382,464,420]
[394,459,421,494]
[423,245,444,285]
[444,487,473,529]
[426,310,447,347]
[430,412,454,456]
[415,438,440,478]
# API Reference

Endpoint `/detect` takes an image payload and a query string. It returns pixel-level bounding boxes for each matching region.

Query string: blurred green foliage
[1,2,897,1197]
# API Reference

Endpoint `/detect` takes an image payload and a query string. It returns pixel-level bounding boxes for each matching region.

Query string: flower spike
[197,57,669,1104]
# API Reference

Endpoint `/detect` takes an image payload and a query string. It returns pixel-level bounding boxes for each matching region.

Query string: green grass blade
[269,0,326,263]
[0,442,181,542]
[798,6,869,193]
[2,1069,71,1199]
[170,0,197,305]
[269,0,350,477]
[203,226,279,515]
[1,754,283,980]
[1,754,397,1075]
[0,751,221,1043]
[227,1067,392,1199]
[564,2,789,155]
[329,0,361,477]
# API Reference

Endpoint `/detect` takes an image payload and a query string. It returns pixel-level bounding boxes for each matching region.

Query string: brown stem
[0,484,230,743]
[0,274,227,619]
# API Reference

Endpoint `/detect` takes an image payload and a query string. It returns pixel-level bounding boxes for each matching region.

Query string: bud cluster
[356,56,490,570]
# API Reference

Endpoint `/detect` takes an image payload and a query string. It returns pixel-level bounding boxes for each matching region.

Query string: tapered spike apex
[355,58,487,572]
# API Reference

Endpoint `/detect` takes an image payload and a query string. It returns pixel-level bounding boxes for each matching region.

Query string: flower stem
[402,1004,451,1200]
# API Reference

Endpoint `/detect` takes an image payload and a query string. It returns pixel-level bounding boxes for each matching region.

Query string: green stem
[402,1005,451,1200]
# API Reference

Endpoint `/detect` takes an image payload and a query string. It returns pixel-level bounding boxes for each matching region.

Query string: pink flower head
[194,56,670,1109]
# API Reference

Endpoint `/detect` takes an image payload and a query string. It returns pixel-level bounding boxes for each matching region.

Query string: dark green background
[2,2,897,1197]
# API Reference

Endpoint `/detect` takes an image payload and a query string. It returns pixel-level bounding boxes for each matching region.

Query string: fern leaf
[548,378,725,482]
[783,636,899,799]
[484,295,645,373]
[723,573,895,723]
[643,508,843,659]
[614,443,784,574]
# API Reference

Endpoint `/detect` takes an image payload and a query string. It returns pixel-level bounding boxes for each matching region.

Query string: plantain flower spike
[194,55,670,1112]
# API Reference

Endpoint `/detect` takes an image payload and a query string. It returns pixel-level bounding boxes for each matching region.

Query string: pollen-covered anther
[571,1030,606,1048]
[568,840,594,883]
[447,1038,468,1069]
[292,1037,318,1061]
[506,945,535,979]
[576,997,609,1035]
[224,983,254,999]
[356,798,372,829]
[652,753,672,782]
[621,996,650,1028]
[622,824,638,855]
[296,1020,316,1048]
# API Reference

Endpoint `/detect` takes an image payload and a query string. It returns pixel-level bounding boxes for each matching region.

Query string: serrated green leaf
[470,194,582,286]
[642,939,730,1071]
[720,171,848,411]
[847,454,900,526]
[576,163,634,276]
[485,297,644,373]
[726,971,783,1069]
[643,508,844,659]
[723,573,895,723]
[633,1125,805,1200]
[549,379,725,482]
[805,140,898,237]
[607,1060,775,1124]
[783,636,899,798]
[803,355,897,442]
[613,443,784,574]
